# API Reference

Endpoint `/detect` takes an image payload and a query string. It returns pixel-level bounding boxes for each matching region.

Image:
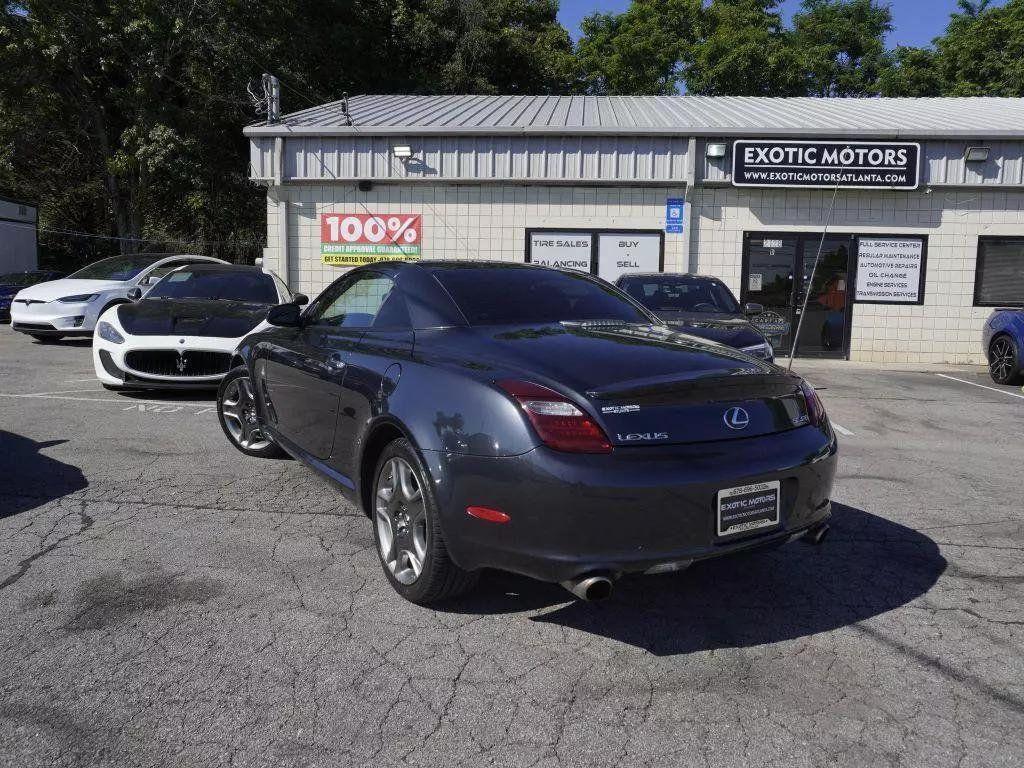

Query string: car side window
[307,273,398,329]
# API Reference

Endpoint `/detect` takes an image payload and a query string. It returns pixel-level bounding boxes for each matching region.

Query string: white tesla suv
[93,263,304,390]
[9,253,226,341]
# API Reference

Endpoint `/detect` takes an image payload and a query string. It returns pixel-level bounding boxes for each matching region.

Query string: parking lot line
[935,373,1024,400]
[831,422,854,436]
[0,392,208,407]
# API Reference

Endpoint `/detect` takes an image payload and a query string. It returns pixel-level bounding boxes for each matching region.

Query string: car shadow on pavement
[0,431,88,519]
[441,503,947,657]
[114,389,218,402]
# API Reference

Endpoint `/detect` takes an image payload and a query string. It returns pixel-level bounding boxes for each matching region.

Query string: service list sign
[733,140,920,189]
[855,237,925,303]
[321,213,421,266]
[528,232,593,272]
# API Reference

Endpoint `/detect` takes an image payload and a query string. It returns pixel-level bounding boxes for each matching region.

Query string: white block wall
[262,182,1024,366]
[689,186,1024,365]
[262,184,689,299]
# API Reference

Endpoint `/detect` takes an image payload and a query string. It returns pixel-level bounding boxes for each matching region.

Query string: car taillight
[496,379,612,454]
[799,381,827,427]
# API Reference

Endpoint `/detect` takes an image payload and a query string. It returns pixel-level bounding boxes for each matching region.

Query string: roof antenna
[247,74,280,125]
[340,92,353,126]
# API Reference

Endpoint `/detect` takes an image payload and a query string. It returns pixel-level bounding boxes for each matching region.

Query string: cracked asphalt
[1,330,1022,768]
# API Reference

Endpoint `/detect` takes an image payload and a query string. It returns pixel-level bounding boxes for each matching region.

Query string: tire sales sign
[732,140,920,189]
[321,213,421,266]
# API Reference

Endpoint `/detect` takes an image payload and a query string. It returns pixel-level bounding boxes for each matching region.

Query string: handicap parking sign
[665,199,685,233]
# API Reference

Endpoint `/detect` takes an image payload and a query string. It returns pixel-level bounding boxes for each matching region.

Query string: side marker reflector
[466,506,510,524]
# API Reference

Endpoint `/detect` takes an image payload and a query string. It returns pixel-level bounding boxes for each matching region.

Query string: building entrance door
[742,233,854,359]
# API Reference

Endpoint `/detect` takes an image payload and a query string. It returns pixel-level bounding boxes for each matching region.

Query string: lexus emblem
[723,407,750,430]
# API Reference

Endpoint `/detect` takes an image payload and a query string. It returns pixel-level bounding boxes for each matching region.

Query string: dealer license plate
[716,480,781,537]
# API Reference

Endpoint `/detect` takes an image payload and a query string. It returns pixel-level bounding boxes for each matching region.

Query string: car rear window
[432,267,649,326]
[618,276,740,314]
[147,270,278,303]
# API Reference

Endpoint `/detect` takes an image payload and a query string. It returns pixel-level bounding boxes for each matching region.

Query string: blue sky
[557,1,1007,47]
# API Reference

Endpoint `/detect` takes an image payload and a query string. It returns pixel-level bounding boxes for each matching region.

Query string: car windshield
[432,266,650,326]
[0,272,47,287]
[618,276,740,314]
[68,254,165,281]
[147,270,278,303]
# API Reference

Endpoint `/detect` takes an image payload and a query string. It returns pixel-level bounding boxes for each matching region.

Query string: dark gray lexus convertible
[218,261,837,604]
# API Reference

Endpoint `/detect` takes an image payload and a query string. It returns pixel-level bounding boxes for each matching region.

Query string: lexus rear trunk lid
[450,322,810,446]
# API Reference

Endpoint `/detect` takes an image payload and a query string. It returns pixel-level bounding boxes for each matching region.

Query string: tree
[935,0,1024,96]
[792,0,893,97]
[575,0,700,95]
[878,46,944,97]
[684,0,805,96]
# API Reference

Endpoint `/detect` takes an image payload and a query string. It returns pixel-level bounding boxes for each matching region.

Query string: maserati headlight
[57,293,99,303]
[741,341,774,361]
[97,321,124,344]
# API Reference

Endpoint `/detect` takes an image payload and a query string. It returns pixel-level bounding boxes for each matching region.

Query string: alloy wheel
[375,457,428,585]
[989,337,1016,383]
[221,376,272,451]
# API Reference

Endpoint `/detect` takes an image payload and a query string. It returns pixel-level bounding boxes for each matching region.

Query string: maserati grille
[125,350,232,378]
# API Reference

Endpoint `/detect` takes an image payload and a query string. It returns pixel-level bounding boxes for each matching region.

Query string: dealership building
[244,95,1024,364]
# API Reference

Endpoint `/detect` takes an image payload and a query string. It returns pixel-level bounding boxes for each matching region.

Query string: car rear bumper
[426,426,837,583]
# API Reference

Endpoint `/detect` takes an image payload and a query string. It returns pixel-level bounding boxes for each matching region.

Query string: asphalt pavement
[1,329,1022,767]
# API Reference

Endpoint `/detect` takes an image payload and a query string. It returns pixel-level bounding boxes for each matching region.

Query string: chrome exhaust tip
[561,573,615,602]
[802,522,830,545]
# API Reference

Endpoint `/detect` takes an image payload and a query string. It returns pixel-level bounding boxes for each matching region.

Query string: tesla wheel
[372,439,478,604]
[217,367,285,458]
[988,334,1022,385]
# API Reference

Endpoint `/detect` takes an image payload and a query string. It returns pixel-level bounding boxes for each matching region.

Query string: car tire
[31,334,62,343]
[371,438,478,604]
[988,334,1022,385]
[216,366,286,459]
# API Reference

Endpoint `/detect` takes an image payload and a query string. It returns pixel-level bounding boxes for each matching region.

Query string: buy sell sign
[320,213,422,266]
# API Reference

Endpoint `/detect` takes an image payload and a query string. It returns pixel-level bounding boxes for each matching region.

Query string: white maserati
[93,262,305,390]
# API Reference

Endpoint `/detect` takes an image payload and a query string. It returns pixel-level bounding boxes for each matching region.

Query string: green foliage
[4,0,1024,272]
[791,0,893,97]
[684,0,805,96]
[575,0,700,95]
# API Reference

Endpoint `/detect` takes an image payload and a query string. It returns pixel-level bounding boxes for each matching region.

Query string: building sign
[855,237,926,303]
[321,213,421,266]
[665,199,685,233]
[732,140,920,190]
[597,233,662,283]
[528,232,593,272]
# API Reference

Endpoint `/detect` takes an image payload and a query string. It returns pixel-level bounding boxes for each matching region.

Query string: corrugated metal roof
[243,95,1024,139]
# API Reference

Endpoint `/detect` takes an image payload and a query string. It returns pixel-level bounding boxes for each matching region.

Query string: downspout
[682,136,698,274]
[273,136,289,283]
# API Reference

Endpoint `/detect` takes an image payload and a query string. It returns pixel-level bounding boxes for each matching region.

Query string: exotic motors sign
[732,140,920,189]
[321,213,421,266]
[855,237,926,304]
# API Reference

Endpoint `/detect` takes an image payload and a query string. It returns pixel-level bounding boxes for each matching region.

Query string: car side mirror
[291,293,309,306]
[127,287,143,302]
[267,302,303,327]
[743,302,764,315]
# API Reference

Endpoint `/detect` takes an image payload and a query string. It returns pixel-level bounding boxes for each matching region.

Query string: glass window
[68,254,167,281]
[309,274,397,328]
[146,269,278,303]
[975,238,1024,306]
[432,266,650,326]
[618,275,740,314]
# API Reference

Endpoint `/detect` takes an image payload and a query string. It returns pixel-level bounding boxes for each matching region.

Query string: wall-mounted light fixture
[392,145,413,159]
[706,142,727,159]
[964,146,991,163]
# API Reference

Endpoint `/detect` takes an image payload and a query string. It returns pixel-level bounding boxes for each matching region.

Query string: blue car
[0,270,65,322]
[983,309,1024,385]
